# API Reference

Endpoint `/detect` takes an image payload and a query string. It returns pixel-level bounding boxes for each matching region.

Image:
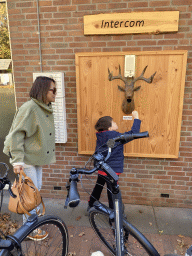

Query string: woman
[3,76,57,240]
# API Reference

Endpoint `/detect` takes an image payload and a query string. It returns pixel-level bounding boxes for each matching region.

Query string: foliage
[0,3,11,59]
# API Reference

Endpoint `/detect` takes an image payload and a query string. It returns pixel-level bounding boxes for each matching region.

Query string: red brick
[157,40,179,45]
[172,0,192,5]
[39,7,57,12]
[8,9,21,14]
[50,19,68,25]
[16,2,34,8]
[10,14,25,20]
[138,41,157,46]
[21,8,37,14]
[58,6,77,12]
[64,24,83,30]
[128,2,148,8]
[97,4,107,10]
[38,1,52,6]
[78,5,96,11]
[45,25,64,31]
[149,1,171,7]
[108,3,127,9]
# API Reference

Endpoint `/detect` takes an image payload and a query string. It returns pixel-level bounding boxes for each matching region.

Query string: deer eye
[127,99,132,103]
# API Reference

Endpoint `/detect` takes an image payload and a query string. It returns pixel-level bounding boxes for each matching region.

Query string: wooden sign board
[84,11,179,35]
[75,50,187,159]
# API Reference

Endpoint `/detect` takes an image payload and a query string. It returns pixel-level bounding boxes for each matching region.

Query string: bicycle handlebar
[65,131,149,208]
[0,163,17,198]
[65,167,98,208]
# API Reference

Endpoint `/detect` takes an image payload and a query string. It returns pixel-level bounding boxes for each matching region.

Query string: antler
[133,65,156,84]
[108,65,127,84]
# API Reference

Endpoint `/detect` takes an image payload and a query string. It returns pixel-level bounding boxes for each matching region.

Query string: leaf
[76,216,81,221]
[159,230,163,235]
[178,234,185,238]
[0,213,18,236]
[78,232,85,237]
[149,222,152,226]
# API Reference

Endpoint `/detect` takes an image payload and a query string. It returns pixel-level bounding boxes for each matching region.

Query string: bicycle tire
[89,208,160,256]
[0,215,68,256]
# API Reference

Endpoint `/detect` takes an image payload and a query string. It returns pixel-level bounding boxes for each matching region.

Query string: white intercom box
[124,55,135,77]
[33,72,67,143]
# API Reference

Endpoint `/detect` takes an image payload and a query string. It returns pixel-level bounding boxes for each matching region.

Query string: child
[88,111,141,210]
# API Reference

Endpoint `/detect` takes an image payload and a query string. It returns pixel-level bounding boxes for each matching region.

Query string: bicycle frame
[89,182,125,256]
[113,191,124,256]
[102,175,125,256]
[104,178,124,256]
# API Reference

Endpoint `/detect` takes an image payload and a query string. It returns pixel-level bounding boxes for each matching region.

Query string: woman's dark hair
[29,76,56,103]
[95,116,113,132]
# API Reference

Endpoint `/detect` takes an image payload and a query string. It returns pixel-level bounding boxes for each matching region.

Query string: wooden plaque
[84,11,179,35]
[76,51,187,158]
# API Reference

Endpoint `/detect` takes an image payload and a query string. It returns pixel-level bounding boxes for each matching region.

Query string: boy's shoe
[27,228,48,241]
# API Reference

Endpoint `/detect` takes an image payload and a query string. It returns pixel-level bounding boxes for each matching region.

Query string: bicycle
[65,131,162,256]
[0,162,68,256]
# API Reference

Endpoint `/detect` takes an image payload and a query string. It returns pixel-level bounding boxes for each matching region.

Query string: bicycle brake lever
[64,196,69,209]
[64,181,70,209]
[0,181,5,190]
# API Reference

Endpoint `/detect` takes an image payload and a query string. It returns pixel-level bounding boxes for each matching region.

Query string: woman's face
[46,82,57,104]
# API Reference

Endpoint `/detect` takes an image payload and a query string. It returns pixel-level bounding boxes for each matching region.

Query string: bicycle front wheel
[89,208,160,256]
[7,215,68,256]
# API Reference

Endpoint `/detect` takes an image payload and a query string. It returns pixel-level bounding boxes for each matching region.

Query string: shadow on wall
[0,87,16,181]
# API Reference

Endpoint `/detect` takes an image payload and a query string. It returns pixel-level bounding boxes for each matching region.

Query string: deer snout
[127,98,132,103]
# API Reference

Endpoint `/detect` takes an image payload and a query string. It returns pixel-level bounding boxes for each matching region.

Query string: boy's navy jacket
[95,119,141,174]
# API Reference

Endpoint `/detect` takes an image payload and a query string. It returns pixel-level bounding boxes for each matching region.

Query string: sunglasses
[49,87,57,94]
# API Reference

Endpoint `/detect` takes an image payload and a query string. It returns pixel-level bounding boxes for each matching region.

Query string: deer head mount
[108,65,156,114]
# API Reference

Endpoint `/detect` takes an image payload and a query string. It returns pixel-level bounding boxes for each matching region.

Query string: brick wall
[6,0,192,208]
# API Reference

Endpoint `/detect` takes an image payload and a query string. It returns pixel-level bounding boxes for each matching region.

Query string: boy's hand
[132,111,139,119]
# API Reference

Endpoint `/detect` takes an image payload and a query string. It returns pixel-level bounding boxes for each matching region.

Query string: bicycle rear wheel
[89,208,160,256]
[0,215,68,256]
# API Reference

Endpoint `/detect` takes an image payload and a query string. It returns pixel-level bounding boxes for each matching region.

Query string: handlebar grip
[68,181,80,208]
[124,131,149,141]
[115,131,149,143]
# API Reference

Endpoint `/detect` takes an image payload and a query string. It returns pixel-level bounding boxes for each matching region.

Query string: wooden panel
[76,51,187,158]
[84,11,179,35]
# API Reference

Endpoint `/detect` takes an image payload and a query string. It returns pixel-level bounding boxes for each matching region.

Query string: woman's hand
[132,110,139,119]
[13,165,24,174]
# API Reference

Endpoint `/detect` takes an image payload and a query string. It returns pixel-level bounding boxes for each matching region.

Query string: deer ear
[118,85,125,92]
[133,86,141,92]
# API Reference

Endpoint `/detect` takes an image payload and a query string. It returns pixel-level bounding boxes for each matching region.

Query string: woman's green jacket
[3,98,56,166]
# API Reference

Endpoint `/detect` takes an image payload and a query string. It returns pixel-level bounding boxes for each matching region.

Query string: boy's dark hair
[95,116,113,132]
[29,76,56,103]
